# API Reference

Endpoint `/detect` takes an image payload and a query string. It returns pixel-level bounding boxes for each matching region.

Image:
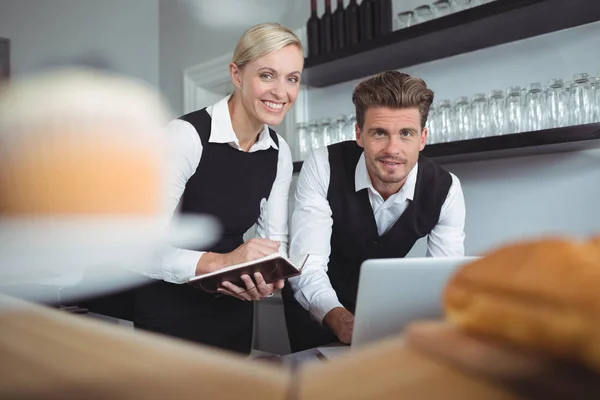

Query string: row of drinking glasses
[428,72,600,144]
[292,114,356,162]
[290,72,600,160]
[395,0,496,30]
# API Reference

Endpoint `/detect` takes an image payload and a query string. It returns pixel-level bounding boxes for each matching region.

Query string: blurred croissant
[444,236,600,372]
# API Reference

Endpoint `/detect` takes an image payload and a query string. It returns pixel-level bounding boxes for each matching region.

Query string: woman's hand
[221,238,280,267]
[196,238,284,300]
[218,273,285,301]
[195,238,280,275]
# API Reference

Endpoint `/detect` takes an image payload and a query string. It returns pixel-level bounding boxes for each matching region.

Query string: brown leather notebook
[187,253,309,293]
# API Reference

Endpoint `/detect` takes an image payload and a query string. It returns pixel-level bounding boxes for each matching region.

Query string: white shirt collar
[354,152,418,203]
[209,95,278,151]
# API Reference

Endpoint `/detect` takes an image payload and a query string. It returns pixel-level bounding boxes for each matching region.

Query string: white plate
[0,213,220,304]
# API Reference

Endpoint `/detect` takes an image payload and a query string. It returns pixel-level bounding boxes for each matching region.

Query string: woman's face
[231,44,304,127]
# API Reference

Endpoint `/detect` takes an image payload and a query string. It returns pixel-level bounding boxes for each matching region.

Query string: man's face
[356,107,427,193]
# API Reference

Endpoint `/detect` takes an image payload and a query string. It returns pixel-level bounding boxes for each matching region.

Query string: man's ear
[355,124,364,148]
[420,127,428,151]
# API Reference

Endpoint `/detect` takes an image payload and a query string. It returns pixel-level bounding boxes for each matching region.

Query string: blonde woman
[135,23,304,354]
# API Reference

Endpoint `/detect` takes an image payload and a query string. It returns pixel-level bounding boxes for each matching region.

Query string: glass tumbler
[413,5,434,24]
[488,89,506,135]
[437,100,454,142]
[545,78,568,129]
[452,0,472,12]
[307,121,322,152]
[333,114,349,144]
[471,93,489,138]
[395,11,413,30]
[432,0,453,17]
[569,73,594,125]
[346,113,357,141]
[505,86,524,134]
[524,82,544,132]
[454,96,472,140]
[295,122,310,161]
[427,105,438,144]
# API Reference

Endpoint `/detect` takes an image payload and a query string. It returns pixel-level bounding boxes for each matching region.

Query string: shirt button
[372,240,378,245]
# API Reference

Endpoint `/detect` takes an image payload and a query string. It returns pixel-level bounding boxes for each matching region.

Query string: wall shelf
[302,0,600,88]
[292,123,600,172]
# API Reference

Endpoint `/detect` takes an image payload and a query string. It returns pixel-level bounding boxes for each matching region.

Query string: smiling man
[282,71,466,352]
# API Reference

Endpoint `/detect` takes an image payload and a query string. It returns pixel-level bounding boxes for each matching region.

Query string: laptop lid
[352,256,480,349]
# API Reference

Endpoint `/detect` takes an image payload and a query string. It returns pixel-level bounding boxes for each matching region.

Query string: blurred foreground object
[0,68,168,216]
[0,67,218,305]
[444,236,600,373]
[0,294,519,400]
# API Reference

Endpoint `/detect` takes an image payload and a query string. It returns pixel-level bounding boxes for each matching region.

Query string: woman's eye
[289,76,299,83]
[260,73,274,80]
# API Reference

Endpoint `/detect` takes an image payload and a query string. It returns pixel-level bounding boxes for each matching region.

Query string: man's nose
[384,136,402,155]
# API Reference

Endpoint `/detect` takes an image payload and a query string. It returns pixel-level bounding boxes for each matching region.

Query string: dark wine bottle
[332,0,345,51]
[307,0,320,57]
[373,0,392,38]
[359,0,374,42]
[344,0,360,46]
[320,0,334,54]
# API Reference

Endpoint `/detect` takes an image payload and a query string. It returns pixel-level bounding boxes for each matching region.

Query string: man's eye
[375,130,385,137]
[401,130,413,137]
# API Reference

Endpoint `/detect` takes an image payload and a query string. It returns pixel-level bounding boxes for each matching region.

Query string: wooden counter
[0,295,569,400]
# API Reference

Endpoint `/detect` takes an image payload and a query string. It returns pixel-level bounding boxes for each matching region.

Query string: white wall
[0,0,159,87]
[302,21,600,257]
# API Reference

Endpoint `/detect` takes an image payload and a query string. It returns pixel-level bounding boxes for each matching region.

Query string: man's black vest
[326,141,452,312]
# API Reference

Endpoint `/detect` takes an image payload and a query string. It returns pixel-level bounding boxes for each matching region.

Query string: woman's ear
[229,62,242,89]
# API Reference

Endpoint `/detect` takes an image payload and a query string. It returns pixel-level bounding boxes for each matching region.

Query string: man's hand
[323,307,354,344]
[217,273,285,301]
[196,238,280,275]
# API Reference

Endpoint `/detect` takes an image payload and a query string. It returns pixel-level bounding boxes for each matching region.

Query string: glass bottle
[307,0,321,57]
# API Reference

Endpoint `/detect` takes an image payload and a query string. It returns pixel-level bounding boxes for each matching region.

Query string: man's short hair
[352,70,434,129]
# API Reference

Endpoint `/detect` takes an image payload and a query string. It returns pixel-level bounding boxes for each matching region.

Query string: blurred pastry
[444,237,600,372]
[0,67,170,216]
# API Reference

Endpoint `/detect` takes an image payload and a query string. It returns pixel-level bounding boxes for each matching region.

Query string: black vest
[326,141,452,312]
[178,108,279,253]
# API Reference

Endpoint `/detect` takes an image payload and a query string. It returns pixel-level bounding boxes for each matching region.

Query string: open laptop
[350,256,480,350]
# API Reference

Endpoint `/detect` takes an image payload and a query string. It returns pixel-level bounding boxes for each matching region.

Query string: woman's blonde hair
[232,22,303,69]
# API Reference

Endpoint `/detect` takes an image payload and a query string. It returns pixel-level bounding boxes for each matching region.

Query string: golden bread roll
[444,237,600,372]
[0,67,170,216]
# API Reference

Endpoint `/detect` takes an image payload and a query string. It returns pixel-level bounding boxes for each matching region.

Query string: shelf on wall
[302,0,600,88]
[292,123,600,172]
